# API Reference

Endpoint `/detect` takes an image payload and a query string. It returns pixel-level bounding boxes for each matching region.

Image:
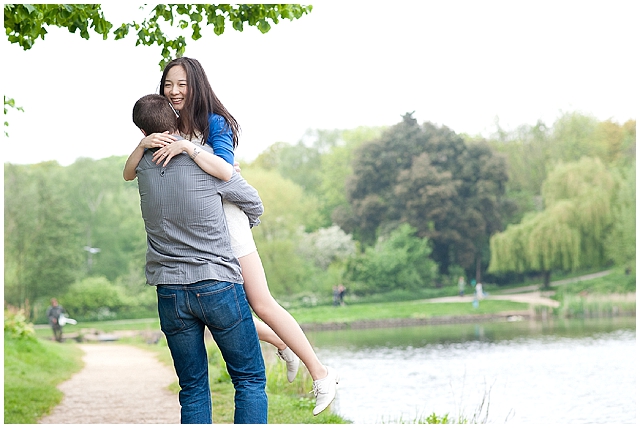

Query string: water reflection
[306,317,636,424]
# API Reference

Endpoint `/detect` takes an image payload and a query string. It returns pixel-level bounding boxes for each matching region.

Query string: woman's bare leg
[253,316,286,350]
[240,251,328,381]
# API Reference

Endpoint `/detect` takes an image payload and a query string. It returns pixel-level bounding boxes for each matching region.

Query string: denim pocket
[196,283,243,330]
[157,291,186,334]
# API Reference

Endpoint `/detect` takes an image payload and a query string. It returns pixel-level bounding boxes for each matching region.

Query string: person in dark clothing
[46,298,65,342]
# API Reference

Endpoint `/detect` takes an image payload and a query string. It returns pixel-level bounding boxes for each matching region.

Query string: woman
[129,57,338,416]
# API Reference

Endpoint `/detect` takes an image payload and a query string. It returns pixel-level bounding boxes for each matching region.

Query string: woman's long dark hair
[159,57,240,148]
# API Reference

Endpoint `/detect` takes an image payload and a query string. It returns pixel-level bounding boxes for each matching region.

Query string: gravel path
[424,291,561,307]
[38,343,181,424]
[424,270,621,307]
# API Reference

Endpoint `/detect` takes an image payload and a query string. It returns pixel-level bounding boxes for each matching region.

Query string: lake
[305,316,636,424]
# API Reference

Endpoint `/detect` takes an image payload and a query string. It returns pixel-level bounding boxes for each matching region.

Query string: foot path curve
[38,343,180,424]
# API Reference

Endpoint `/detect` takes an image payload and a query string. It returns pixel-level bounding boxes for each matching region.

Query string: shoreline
[299,311,531,332]
[300,310,636,332]
[44,309,636,343]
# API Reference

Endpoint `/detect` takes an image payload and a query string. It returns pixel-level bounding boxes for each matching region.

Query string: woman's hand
[139,131,177,149]
[233,161,241,173]
[152,140,191,167]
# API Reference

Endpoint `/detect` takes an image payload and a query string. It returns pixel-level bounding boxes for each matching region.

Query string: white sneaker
[311,366,339,416]
[276,347,300,383]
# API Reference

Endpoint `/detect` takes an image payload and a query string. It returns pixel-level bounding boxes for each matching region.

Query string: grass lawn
[554,267,635,294]
[4,335,83,424]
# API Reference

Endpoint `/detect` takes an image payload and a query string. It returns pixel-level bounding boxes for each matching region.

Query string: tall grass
[554,293,636,318]
[551,267,636,318]
[378,382,503,424]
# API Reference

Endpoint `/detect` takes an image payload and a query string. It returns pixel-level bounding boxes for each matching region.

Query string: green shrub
[346,224,438,295]
[61,276,135,320]
[4,307,36,340]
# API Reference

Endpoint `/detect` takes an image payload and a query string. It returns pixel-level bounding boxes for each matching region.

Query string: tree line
[4,112,635,321]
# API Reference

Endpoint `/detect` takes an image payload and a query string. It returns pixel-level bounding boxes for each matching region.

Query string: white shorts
[223,202,257,258]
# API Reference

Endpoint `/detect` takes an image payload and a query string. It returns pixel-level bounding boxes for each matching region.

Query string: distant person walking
[46,298,65,342]
[475,282,484,300]
[337,284,346,306]
[473,282,484,309]
[458,276,466,296]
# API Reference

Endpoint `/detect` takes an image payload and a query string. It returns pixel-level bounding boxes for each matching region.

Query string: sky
[3,1,638,166]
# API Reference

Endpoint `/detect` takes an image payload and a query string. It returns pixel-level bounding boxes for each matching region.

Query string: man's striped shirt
[136,146,263,286]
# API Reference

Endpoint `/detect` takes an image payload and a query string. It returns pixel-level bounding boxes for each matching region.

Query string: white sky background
[3,0,638,166]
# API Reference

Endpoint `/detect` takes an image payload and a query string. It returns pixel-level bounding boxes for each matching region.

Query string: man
[46,298,64,342]
[130,94,268,424]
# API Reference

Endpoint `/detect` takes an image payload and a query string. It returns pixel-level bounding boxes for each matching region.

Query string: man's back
[136,148,262,286]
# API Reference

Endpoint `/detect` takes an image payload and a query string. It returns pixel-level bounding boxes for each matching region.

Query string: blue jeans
[156,280,268,424]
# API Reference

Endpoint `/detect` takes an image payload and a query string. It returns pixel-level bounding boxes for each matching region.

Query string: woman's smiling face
[163,65,188,111]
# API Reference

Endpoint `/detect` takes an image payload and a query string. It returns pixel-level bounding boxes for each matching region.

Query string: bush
[61,276,135,320]
[4,307,36,340]
[297,225,356,270]
[346,224,438,295]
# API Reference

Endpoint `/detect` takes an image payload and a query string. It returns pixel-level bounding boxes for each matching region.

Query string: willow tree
[604,162,636,270]
[489,157,614,288]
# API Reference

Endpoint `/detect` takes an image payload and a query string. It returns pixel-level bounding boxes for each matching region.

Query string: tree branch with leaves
[4,3,312,131]
[5,4,312,68]
[4,96,24,137]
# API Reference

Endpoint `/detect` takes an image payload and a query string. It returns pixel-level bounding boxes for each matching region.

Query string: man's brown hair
[132,94,178,135]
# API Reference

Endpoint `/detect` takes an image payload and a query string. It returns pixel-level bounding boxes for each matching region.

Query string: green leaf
[232,19,243,32]
[213,14,225,35]
[257,19,271,34]
[192,23,201,40]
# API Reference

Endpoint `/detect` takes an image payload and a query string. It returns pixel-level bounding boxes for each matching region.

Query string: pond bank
[300,310,533,331]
